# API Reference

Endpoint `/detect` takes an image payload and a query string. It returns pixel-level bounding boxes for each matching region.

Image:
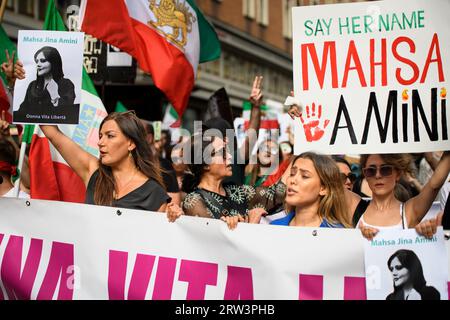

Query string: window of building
[6,0,14,10]
[243,0,256,19]
[18,0,34,17]
[282,0,301,39]
[38,0,49,20]
[256,0,268,26]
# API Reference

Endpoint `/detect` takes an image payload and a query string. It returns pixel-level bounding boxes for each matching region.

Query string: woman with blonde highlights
[271,152,351,228]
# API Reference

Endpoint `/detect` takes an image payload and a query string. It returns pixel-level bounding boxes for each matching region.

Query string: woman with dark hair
[167,129,287,229]
[40,111,170,212]
[16,46,75,116]
[287,104,450,236]
[245,139,283,187]
[386,249,440,300]
[270,152,351,228]
[332,156,356,191]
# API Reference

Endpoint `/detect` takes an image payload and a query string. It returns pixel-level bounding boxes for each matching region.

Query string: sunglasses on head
[363,164,394,178]
[340,172,356,183]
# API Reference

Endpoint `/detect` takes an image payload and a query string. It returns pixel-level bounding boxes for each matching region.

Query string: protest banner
[0,197,449,300]
[364,228,448,300]
[12,30,84,125]
[292,0,449,155]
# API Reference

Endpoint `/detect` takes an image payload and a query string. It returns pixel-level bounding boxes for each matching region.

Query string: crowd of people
[1,51,449,245]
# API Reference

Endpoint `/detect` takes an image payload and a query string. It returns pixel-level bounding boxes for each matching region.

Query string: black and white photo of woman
[16,46,75,116]
[386,249,440,300]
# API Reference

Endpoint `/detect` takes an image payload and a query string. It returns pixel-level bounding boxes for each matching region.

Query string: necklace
[114,169,138,199]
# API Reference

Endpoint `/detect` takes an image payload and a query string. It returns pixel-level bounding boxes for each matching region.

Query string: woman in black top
[40,111,169,212]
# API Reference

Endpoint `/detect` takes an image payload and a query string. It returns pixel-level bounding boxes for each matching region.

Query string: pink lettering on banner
[36,242,74,300]
[128,254,156,300]
[178,260,218,300]
[299,274,323,300]
[0,234,3,300]
[108,250,128,300]
[224,266,254,300]
[152,257,177,300]
[0,236,43,300]
[344,277,366,300]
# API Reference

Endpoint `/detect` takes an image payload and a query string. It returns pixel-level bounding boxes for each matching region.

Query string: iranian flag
[24,0,107,202]
[163,103,181,129]
[0,24,16,123]
[79,0,221,118]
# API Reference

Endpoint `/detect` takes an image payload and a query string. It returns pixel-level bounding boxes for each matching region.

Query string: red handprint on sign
[299,103,330,142]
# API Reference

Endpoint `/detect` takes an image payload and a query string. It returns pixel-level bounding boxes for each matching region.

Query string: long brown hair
[94,111,165,206]
[285,152,351,227]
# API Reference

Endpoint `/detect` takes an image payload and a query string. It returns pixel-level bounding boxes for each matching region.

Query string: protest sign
[292,0,449,154]
[364,228,448,300]
[12,30,84,125]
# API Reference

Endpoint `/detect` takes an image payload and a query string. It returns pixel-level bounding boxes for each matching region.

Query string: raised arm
[39,125,98,186]
[1,50,15,87]
[407,151,450,226]
[239,76,262,163]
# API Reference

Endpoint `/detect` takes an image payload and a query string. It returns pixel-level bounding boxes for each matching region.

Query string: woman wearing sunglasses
[353,152,450,240]
[167,130,288,230]
[245,139,283,187]
[332,156,356,191]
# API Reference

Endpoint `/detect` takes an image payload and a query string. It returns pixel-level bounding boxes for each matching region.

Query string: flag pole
[0,0,7,23]
[13,141,27,198]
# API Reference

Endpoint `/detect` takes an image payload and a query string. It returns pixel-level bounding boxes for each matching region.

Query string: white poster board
[292,0,450,155]
[364,228,448,300]
[12,30,84,125]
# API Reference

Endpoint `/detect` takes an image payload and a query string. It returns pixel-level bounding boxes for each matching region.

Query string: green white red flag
[79,0,221,118]
[0,24,16,123]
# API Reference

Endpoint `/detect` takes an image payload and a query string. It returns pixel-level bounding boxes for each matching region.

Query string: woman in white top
[354,152,449,240]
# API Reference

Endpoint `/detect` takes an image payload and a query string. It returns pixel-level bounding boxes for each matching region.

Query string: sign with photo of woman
[12,30,84,124]
[364,228,448,300]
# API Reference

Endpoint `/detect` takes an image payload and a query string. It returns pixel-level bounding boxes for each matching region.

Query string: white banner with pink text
[0,198,449,300]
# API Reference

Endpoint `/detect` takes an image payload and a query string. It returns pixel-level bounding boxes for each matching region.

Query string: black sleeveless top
[85,170,170,212]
